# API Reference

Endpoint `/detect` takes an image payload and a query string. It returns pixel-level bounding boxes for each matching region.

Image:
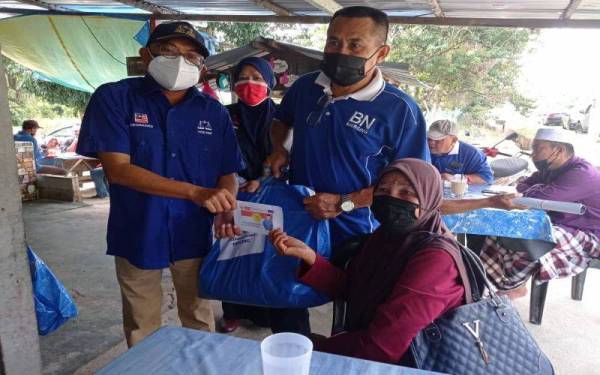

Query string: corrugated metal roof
[572,0,600,19]
[154,0,271,14]
[440,0,569,19]
[273,0,432,15]
[1,0,600,27]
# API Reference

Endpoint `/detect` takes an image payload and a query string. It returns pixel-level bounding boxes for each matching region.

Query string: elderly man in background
[480,128,600,299]
[428,119,493,185]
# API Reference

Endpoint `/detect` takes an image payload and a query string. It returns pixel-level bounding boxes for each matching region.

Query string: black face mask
[320,48,380,87]
[533,158,550,171]
[533,149,558,172]
[371,195,419,236]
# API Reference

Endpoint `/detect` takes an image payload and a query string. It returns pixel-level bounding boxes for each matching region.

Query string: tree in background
[206,22,326,52]
[205,22,533,125]
[3,56,91,127]
[206,22,269,50]
[389,25,536,123]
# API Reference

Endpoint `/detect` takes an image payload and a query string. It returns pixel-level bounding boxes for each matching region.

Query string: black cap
[146,22,210,58]
[22,120,41,130]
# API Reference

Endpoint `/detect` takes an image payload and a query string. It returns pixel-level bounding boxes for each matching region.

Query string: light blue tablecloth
[442,185,555,243]
[97,327,447,375]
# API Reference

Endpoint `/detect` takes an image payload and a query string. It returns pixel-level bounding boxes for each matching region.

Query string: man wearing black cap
[77,22,245,346]
[14,119,66,175]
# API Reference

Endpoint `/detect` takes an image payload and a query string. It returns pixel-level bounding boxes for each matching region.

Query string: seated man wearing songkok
[480,128,600,299]
[428,119,493,185]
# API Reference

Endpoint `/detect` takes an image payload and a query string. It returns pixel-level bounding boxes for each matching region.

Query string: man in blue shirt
[267,6,429,250]
[13,120,66,175]
[77,22,244,347]
[428,119,493,185]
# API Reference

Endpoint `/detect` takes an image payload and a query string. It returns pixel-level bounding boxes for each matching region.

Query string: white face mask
[147,56,200,91]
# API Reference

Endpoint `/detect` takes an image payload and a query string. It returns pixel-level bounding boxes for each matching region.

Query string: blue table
[442,185,555,243]
[442,185,556,259]
[98,327,447,375]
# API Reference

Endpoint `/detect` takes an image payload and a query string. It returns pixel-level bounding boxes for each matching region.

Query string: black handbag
[409,243,555,375]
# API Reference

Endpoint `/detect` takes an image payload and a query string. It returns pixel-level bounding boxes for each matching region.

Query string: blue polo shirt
[14,131,44,171]
[431,141,493,184]
[275,70,429,246]
[77,76,244,269]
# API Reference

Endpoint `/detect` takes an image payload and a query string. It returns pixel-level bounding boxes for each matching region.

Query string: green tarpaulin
[0,15,145,92]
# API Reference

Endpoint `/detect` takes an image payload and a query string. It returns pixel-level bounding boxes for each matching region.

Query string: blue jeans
[90,168,109,198]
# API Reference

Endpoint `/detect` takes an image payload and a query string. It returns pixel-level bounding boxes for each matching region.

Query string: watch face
[341,200,354,212]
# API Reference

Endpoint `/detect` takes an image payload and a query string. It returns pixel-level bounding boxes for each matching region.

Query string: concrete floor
[22,199,600,375]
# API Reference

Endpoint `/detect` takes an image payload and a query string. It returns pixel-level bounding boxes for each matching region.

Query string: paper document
[513,197,586,215]
[234,201,284,235]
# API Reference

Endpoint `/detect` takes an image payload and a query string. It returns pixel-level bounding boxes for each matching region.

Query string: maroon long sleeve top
[299,248,464,364]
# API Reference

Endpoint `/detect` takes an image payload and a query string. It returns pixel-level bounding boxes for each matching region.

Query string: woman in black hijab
[218,57,277,333]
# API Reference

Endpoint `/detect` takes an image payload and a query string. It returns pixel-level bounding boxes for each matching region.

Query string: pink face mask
[234,80,269,106]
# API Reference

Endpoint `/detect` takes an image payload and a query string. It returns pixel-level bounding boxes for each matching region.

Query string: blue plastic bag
[27,246,78,335]
[199,177,332,308]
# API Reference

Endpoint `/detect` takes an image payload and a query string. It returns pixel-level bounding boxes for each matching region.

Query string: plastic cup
[261,332,313,375]
[451,179,468,198]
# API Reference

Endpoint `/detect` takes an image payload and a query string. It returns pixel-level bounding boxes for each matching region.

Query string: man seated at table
[428,119,493,185]
[14,120,66,176]
[480,128,600,299]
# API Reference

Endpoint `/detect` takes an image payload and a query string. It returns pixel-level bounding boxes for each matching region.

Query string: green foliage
[3,56,90,127]
[206,22,269,51]
[389,25,536,120]
[206,22,533,123]
[206,22,326,51]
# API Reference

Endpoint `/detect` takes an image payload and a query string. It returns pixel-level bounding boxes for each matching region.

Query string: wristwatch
[340,194,355,213]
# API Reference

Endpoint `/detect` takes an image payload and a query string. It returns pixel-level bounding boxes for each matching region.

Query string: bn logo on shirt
[346,111,376,134]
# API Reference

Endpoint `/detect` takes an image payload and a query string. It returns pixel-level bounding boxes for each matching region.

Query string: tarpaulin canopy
[2,0,600,28]
[0,15,146,92]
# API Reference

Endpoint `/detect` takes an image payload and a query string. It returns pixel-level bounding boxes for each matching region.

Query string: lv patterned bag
[409,243,555,375]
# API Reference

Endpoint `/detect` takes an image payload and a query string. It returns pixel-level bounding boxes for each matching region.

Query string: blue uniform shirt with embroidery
[77,76,244,269]
[275,71,429,246]
[431,141,493,184]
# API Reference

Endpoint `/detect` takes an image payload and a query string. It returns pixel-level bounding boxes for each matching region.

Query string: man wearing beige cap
[428,119,493,185]
[480,127,600,299]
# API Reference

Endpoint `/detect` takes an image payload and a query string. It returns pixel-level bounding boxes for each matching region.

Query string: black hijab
[230,57,277,180]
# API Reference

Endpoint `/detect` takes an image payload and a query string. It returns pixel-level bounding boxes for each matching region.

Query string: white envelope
[234,201,284,235]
